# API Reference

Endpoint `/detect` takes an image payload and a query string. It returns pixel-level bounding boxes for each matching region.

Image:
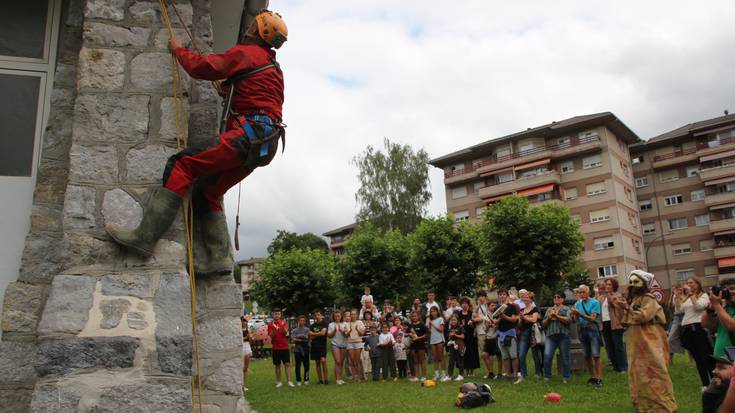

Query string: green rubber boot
[105,187,181,257]
[193,211,234,276]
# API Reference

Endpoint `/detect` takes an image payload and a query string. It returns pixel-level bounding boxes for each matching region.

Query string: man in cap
[703,349,734,413]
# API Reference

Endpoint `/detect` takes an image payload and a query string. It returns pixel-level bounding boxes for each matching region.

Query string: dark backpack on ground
[455,382,495,409]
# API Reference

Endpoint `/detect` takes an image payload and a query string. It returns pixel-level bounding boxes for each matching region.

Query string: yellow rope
[158,1,203,412]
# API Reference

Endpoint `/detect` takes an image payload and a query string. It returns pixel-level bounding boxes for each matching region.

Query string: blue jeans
[517,329,541,376]
[543,334,570,379]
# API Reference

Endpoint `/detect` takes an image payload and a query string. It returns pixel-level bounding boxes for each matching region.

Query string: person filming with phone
[703,279,735,360]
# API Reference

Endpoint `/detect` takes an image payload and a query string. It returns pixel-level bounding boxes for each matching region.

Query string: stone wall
[0,1,244,412]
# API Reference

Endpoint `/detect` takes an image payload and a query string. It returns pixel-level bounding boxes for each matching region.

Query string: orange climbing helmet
[255,10,288,49]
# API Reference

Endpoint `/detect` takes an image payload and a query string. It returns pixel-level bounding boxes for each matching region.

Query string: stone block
[100,298,132,329]
[19,233,64,285]
[203,276,242,310]
[1,282,44,333]
[50,87,75,109]
[125,144,177,184]
[65,0,85,27]
[37,274,96,336]
[197,316,240,354]
[0,389,33,413]
[187,105,219,148]
[63,232,123,269]
[160,97,189,144]
[102,188,142,229]
[63,185,97,229]
[84,0,126,21]
[0,341,38,384]
[193,15,214,49]
[129,2,161,25]
[166,3,193,28]
[84,22,150,48]
[42,109,74,159]
[95,380,191,413]
[32,161,69,206]
[53,63,77,88]
[156,335,192,375]
[153,28,191,50]
[35,336,139,376]
[127,311,148,330]
[204,357,242,395]
[68,144,118,184]
[77,48,125,91]
[101,272,152,298]
[30,382,81,413]
[125,239,186,269]
[73,94,150,144]
[30,204,63,233]
[154,271,192,336]
[131,52,189,91]
[194,80,218,104]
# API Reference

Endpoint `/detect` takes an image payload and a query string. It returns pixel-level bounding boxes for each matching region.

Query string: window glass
[496,172,513,184]
[668,217,688,230]
[586,182,606,196]
[635,176,648,188]
[695,214,710,226]
[451,186,468,199]
[583,154,602,169]
[0,73,41,176]
[590,209,610,223]
[475,207,485,219]
[700,240,714,252]
[594,236,614,250]
[642,223,656,234]
[664,195,683,206]
[0,2,49,59]
[675,269,695,281]
[672,243,692,255]
[691,189,705,202]
[560,161,574,174]
[639,200,652,211]
[597,264,617,278]
[564,187,578,200]
[454,210,469,222]
[686,165,700,177]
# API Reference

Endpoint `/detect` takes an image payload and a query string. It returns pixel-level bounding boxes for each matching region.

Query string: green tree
[478,196,584,294]
[409,216,483,299]
[251,249,337,316]
[266,230,329,256]
[352,138,432,233]
[336,224,413,308]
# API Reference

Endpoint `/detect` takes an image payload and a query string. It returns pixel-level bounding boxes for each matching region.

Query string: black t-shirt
[519,307,539,331]
[409,322,428,350]
[498,303,518,332]
[309,320,328,348]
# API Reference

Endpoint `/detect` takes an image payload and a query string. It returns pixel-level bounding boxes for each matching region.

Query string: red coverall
[164,44,284,211]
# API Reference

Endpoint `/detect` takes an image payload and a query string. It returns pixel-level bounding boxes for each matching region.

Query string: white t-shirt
[681,293,710,326]
[601,298,610,322]
[379,332,396,346]
[360,294,373,305]
[328,322,348,347]
[475,303,490,335]
[429,318,445,344]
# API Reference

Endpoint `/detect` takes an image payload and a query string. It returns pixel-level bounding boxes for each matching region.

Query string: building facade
[630,113,735,288]
[323,222,356,255]
[430,113,647,287]
[238,257,264,295]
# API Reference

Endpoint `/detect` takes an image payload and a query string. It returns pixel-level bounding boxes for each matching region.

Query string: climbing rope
[158,1,204,412]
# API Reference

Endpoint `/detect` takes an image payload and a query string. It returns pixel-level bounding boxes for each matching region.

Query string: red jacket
[174,44,284,123]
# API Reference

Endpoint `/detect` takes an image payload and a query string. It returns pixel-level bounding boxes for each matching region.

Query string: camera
[712,285,732,301]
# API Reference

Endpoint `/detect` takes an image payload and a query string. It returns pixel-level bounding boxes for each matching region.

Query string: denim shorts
[347,342,363,350]
[579,327,601,358]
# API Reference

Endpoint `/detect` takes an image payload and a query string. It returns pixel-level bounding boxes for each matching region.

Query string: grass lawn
[244,349,700,412]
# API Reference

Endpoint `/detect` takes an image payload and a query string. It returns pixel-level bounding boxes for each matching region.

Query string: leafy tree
[251,249,337,316]
[478,196,584,294]
[409,216,483,299]
[266,230,329,256]
[336,224,413,308]
[352,138,432,233]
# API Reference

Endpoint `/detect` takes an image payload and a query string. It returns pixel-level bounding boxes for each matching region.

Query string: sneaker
[454,374,464,381]
[441,375,451,382]
[275,382,283,388]
[434,371,440,380]
[594,379,603,387]
[296,382,301,386]
[304,381,309,386]
[336,380,345,385]
[514,375,524,385]
[543,377,549,382]
[393,377,398,382]
[409,377,418,382]
[563,379,568,384]
[420,377,426,383]
[587,377,596,384]
[485,372,496,380]
[287,381,295,388]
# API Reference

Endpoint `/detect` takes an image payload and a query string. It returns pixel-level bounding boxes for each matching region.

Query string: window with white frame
[564,187,578,200]
[686,165,700,177]
[560,161,575,174]
[695,214,710,226]
[672,243,692,255]
[590,209,610,223]
[495,146,511,158]
[586,181,607,196]
[475,207,485,219]
[700,240,714,252]
[635,176,649,188]
[454,210,469,222]
[597,264,617,278]
[583,154,602,169]
[642,223,656,235]
[496,172,513,184]
[451,185,468,199]
[594,236,615,250]
[660,169,679,183]
[473,181,484,193]
[675,268,695,281]
[668,217,688,230]
[639,199,652,211]
[632,155,644,164]
[691,189,705,202]
[664,194,683,206]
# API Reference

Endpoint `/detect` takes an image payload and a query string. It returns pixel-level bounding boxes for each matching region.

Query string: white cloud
[225,0,735,259]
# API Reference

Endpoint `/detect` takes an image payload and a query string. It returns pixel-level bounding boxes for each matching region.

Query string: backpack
[454,383,495,409]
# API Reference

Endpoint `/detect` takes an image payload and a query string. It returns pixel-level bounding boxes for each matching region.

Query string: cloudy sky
[219,0,735,260]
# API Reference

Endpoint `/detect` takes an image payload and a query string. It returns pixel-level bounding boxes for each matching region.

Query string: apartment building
[238,257,264,295]
[429,112,646,286]
[323,222,356,255]
[630,113,735,288]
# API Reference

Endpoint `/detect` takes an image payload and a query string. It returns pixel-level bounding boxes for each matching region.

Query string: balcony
[710,218,735,233]
[474,134,601,175]
[700,164,735,183]
[698,135,735,157]
[714,244,735,259]
[478,170,560,199]
[652,147,698,169]
[706,191,735,207]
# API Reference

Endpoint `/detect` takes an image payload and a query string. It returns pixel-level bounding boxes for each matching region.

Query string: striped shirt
[544,306,571,336]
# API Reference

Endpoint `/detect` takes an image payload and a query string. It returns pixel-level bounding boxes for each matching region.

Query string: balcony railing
[484,168,559,188]
[698,135,735,150]
[443,134,600,178]
[652,147,697,162]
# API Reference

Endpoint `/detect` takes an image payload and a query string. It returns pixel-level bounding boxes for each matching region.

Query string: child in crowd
[327,310,349,385]
[292,315,311,386]
[361,310,377,380]
[267,308,293,388]
[241,316,252,392]
[447,314,466,381]
[409,310,428,382]
[308,310,329,385]
[360,286,373,308]
[403,323,415,378]
[391,316,402,337]
[379,322,398,381]
[429,306,449,381]
[394,332,409,378]
[364,325,381,381]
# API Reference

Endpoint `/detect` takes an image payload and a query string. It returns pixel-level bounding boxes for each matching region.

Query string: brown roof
[429,112,640,167]
[237,257,265,265]
[322,222,358,237]
[630,113,735,152]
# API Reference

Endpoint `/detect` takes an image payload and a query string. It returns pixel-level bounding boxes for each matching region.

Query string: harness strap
[219,58,281,133]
